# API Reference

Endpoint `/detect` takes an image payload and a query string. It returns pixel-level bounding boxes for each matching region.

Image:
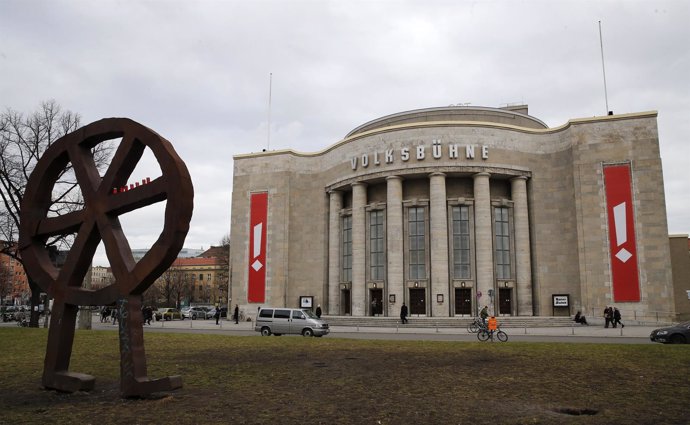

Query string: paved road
[76,316,659,344]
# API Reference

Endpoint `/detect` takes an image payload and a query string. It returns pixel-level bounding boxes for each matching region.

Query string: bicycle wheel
[496,331,508,342]
[468,322,479,333]
[477,330,490,341]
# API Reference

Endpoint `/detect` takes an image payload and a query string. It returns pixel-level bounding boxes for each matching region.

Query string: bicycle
[467,317,486,333]
[477,327,508,342]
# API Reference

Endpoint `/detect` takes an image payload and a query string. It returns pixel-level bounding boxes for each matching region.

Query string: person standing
[214,305,221,325]
[234,304,239,324]
[604,306,612,328]
[612,307,624,328]
[143,305,153,325]
[400,303,408,324]
[315,304,322,319]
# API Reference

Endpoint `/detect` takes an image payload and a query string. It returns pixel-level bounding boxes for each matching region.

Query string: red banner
[248,192,268,303]
[603,164,640,302]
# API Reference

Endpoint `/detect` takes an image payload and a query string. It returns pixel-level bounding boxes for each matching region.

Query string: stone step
[323,315,576,328]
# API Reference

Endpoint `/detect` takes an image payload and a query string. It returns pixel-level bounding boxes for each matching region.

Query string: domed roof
[346,105,548,138]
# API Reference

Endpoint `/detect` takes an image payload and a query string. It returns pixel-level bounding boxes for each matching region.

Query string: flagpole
[598,21,610,115]
[267,72,272,151]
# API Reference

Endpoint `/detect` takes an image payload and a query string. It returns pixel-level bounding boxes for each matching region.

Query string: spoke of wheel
[106,177,167,216]
[57,217,101,287]
[97,215,136,283]
[68,144,102,205]
[35,210,86,238]
[99,134,146,196]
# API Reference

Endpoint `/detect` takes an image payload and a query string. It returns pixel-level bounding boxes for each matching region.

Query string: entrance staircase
[324,315,575,329]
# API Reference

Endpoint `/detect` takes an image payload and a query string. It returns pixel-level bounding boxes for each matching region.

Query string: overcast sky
[1,0,688,267]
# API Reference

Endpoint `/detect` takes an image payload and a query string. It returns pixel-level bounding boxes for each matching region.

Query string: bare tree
[0,253,12,306]
[154,266,185,308]
[217,234,230,305]
[0,100,111,326]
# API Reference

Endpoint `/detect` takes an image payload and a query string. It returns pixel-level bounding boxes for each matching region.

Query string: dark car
[650,321,690,344]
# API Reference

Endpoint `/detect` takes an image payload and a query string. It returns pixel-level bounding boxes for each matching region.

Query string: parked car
[1,306,17,322]
[182,306,211,320]
[158,308,184,321]
[255,307,329,337]
[650,321,690,344]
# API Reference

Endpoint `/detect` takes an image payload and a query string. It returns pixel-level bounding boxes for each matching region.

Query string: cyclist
[480,306,489,324]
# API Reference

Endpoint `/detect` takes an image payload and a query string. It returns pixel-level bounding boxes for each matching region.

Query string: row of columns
[327,173,532,317]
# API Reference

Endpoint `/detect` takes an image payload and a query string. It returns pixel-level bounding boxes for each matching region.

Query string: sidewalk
[95,317,657,339]
[2,316,658,339]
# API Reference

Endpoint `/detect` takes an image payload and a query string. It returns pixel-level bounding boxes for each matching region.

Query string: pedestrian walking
[612,307,624,328]
[100,306,110,323]
[142,305,153,325]
[234,304,239,324]
[400,303,408,324]
[315,304,322,318]
[214,305,221,325]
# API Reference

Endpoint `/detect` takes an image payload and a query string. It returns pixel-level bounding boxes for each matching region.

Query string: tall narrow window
[369,210,384,280]
[342,215,352,282]
[408,207,426,280]
[494,207,511,279]
[452,206,471,279]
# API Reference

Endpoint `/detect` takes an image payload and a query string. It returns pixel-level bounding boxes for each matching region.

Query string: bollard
[190,318,193,328]
[571,324,575,335]
[524,327,527,335]
[396,323,399,333]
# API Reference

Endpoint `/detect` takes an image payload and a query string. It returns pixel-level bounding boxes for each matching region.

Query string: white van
[254,308,330,337]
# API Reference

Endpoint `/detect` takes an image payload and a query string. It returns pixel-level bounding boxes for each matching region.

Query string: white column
[429,172,450,317]
[327,190,343,315]
[473,172,494,315]
[386,176,403,317]
[511,176,533,316]
[351,182,367,316]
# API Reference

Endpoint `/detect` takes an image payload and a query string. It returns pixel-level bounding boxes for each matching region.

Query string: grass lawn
[1,327,688,424]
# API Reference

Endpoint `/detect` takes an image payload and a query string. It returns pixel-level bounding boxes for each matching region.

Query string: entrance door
[409,288,426,315]
[455,288,472,315]
[370,289,383,316]
[499,287,512,315]
[341,289,351,315]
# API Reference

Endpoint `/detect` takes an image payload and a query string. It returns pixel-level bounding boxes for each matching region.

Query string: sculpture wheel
[18,118,194,397]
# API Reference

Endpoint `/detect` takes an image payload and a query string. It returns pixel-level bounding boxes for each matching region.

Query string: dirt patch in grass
[1,328,688,424]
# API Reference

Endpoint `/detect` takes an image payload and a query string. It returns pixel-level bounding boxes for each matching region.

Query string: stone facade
[230,106,676,321]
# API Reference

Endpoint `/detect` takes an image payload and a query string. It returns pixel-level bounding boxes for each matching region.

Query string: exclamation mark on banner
[613,202,632,263]
[251,223,263,271]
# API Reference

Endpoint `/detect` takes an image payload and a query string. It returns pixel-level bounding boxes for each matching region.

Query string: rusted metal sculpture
[18,118,194,397]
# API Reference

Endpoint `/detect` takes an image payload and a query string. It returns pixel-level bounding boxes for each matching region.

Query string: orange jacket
[488,317,498,331]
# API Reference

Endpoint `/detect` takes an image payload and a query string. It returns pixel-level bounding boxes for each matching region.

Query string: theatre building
[229,105,676,321]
